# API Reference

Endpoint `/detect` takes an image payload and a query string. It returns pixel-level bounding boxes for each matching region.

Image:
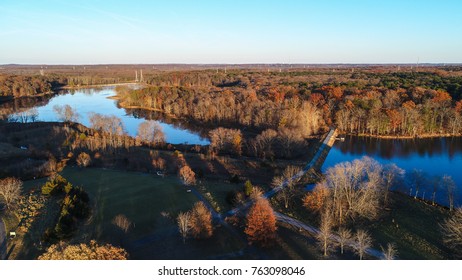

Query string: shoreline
[57,82,139,90]
[340,132,462,140]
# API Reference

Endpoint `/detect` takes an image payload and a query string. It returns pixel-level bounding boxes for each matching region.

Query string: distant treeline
[0,74,66,97]
[116,69,462,137]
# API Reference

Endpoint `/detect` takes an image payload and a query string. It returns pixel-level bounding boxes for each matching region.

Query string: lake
[6,87,209,145]
[323,135,462,206]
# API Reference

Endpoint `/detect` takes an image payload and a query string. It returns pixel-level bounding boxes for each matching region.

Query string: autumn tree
[38,240,128,260]
[177,211,191,244]
[137,120,166,146]
[244,180,253,197]
[209,127,243,155]
[178,165,196,186]
[76,152,91,168]
[0,177,23,210]
[303,183,330,213]
[244,198,277,246]
[190,202,213,238]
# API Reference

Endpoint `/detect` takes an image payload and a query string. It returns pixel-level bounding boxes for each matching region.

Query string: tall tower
[135,70,138,82]
[140,70,143,82]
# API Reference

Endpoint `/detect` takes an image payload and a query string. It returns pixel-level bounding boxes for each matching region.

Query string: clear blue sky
[0,0,461,64]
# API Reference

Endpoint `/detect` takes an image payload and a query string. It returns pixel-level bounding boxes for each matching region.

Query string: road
[0,218,6,260]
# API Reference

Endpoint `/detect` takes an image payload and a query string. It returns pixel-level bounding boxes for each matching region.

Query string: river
[323,135,462,206]
[5,87,209,145]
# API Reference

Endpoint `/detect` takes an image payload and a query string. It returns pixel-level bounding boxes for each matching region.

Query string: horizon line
[2,62,462,66]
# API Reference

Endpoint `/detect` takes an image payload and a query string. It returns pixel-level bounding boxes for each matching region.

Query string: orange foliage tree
[190,201,213,238]
[302,183,330,212]
[38,240,128,260]
[179,165,196,186]
[244,198,276,246]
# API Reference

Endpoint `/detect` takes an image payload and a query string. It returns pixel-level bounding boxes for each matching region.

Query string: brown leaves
[38,240,128,260]
[244,198,277,246]
[303,183,329,213]
[190,202,213,239]
[178,165,196,186]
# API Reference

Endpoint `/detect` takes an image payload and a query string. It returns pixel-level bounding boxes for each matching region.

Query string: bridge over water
[226,127,338,217]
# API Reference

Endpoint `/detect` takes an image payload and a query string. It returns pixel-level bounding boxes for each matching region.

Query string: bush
[244,180,253,197]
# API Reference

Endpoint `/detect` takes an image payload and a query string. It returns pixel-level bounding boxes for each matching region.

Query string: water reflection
[1,87,209,145]
[336,136,462,161]
[324,135,462,206]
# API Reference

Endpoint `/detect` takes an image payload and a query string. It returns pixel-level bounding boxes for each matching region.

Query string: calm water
[7,87,209,145]
[323,136,462,206]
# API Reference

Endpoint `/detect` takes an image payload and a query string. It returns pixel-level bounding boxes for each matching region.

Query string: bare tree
[271,165,302,209]
[15,108,38,123]
[137,120,166,146]
[76,152,91,167]
[408,169,426,200]
[249,186,264,201]
[53,104,80,122]
[253,129,277,158]
[88,112,126,136]
[272,176,290,208]
[322,157,384,225]
[282,165,302,188]
[0,177,23,210]
[381,243,398,260]
[337,227,353,255]
[354,229,373,260]
[317,210,334,257]
[442,175,456,211]
[441,208,462,250]
[382,163,405,205]
[112,214,132,233]
[177,211,191,244]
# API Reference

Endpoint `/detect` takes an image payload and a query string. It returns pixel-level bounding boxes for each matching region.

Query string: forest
[2,65,462,260]
[113,67,462,140]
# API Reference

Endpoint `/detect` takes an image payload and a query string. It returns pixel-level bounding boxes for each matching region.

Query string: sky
[0,0,461,64]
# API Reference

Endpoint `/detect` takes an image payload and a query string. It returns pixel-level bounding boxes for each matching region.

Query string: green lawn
[22,167,245,259]
[369,192,452,260]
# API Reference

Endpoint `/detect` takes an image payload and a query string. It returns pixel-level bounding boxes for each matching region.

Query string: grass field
[274,187,454,260]
[21,167,245,259]
[369,192,452,260]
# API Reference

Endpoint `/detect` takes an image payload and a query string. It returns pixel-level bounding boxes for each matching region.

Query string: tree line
[114,69,462,139]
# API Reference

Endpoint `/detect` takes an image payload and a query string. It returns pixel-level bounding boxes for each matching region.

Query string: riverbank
[341,131,462,139]
[58,82,139,90]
